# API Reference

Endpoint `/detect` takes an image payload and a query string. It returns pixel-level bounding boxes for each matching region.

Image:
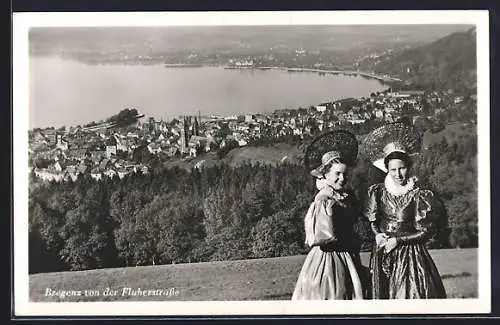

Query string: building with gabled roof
[77,162,88,174]
[90,168,102,181]
[147,142,162,154]
[99,158,111,171]
[103,168,117,179]
[43,129,57,147]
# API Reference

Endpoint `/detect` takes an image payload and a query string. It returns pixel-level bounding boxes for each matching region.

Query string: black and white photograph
[13,11,491,316]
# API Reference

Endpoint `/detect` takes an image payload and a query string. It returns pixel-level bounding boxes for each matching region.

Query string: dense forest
[29,128,477,274]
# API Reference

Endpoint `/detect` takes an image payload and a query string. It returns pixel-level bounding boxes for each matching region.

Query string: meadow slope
[30,248,477,302]
[163,122,475,171]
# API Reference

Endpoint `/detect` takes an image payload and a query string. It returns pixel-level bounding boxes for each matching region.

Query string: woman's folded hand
[384,237,398,253]
[375,233,388,248]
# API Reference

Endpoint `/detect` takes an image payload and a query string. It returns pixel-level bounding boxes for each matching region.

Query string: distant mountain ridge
[30,25,471,59]
[359,28,476,92]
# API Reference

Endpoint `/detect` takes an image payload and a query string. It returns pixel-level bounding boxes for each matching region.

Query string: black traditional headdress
[305,130,358,177]
[359,122,422,172]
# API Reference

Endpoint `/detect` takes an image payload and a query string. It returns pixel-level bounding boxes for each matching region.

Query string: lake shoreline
[33,55,399,83]
[223,65,401,83]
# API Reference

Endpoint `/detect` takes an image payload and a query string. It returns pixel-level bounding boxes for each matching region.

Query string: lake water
[29,56,387,129]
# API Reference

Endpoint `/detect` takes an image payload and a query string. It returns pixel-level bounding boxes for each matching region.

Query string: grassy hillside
[30,248,477,302]
[224,143,304,167]
[161,122,475,173]
[163,143,304,171]
[163,121,476,172]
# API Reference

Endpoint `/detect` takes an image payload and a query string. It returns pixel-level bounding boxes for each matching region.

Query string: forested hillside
[358,28,476,92]
[29,125,477,273]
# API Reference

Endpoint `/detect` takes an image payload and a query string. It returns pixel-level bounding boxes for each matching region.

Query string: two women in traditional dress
[292,123,447,300]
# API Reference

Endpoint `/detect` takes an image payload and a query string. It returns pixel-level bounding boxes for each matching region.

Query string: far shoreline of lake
[35,54,399,84]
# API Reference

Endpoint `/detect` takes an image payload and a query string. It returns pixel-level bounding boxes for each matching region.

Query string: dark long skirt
[370,243,447,299]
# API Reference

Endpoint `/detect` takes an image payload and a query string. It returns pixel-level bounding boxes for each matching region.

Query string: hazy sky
[30,25,472,54]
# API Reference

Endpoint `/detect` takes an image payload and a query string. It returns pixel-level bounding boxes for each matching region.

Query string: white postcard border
[13,10,491,316]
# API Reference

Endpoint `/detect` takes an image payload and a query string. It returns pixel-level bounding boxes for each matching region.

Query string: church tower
[193,116,200,136]
[180,117,187,154]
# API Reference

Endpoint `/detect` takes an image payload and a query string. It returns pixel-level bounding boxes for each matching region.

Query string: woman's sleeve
[397,189,441,245]
[304,197,337,247]
[349,191,360,225]
[364,184,381,235]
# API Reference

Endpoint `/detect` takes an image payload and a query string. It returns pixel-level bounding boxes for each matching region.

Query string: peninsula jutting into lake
[223,65,401,83]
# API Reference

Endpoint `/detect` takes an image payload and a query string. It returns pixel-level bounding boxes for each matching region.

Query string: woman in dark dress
[292,130,364,300]
[364,140,447,299]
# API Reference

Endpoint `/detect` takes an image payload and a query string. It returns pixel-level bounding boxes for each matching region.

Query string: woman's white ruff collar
[384,174,418,196]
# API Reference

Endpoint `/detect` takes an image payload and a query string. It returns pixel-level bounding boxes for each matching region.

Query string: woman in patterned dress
[364,141,447,299]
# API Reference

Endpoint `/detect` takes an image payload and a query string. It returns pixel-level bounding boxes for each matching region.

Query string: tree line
[29,130,477,274]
